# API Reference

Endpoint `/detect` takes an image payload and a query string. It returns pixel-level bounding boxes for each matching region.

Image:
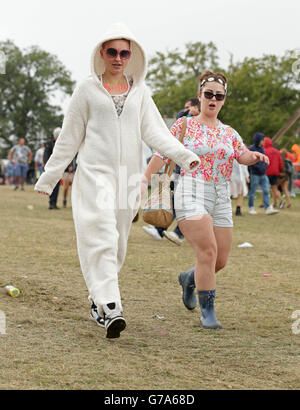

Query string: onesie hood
[91,22,147,86]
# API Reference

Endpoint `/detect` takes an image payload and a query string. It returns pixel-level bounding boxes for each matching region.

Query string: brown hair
[198,71,227,93]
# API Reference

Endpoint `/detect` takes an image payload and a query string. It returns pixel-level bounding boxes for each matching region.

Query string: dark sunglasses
[203,91,226,101]
[105,48,132,60]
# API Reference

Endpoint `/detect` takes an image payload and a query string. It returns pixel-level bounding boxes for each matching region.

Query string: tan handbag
[142,117,188,228]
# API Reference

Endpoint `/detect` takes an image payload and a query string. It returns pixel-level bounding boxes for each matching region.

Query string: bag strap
[164,116,188,177]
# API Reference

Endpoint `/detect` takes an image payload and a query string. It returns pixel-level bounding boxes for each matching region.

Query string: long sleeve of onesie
[140,87,199,172]
[35,85,87,195]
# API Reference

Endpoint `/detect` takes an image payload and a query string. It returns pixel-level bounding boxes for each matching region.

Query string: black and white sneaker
[102,302,126,339]
[89,297,105,328]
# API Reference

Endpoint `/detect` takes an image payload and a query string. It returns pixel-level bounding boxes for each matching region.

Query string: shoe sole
[90,314,105,328]
[106,317,126,339]
[200,318,222,330]
[178,273,197,310]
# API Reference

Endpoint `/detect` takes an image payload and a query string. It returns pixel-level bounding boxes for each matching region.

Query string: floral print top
[156,117,248,184]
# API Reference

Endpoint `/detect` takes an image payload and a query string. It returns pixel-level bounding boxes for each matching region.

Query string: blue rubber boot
[198,290,222,329]
[178,267,197,310]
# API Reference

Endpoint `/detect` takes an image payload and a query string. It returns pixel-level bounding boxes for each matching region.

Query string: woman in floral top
[144,71,269,330]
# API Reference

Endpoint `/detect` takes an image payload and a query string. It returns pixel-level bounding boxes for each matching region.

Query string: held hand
[189,160,199,169]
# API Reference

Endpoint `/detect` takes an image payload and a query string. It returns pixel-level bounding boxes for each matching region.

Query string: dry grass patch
[0,185,299,390]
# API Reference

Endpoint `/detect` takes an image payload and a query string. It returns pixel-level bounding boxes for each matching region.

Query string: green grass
[0,185,299,390]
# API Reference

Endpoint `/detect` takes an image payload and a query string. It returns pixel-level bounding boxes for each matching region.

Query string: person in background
[230,159,249,216]
[291,144,300,172]
[43,128,62,210]
[5,160,15,185]
[34,142,45,179]
[9,138,32,191]
[143,98,201,245]
[247,132,278,215]
[62,158,76,208]
[277,148,292,208]
[263,137,283,208]
[176,98,201,120]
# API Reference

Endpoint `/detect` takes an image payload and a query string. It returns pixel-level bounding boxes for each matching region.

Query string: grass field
[0,184,299,390]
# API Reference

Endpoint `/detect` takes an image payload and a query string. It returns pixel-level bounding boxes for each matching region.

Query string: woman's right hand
[189,160,199,169]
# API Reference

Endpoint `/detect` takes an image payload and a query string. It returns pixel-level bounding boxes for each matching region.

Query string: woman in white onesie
[35,23,199,338]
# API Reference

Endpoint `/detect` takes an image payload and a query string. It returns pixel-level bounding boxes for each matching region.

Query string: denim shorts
[15,163,28,179]
[268,175,278,186]
[174,175,233,228]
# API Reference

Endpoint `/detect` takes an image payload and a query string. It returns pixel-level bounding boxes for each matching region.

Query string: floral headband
[200,76,227,92]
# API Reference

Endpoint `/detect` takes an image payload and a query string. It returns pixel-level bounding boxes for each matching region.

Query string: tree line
[146,42,300,147]
[0,39,299,158]
[0,40,74,158]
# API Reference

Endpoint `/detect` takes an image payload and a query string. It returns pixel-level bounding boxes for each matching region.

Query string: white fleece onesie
[35,23,199,309]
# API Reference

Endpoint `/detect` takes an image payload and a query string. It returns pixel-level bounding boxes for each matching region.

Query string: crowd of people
[1,23,300,339]
[1,129,77,209]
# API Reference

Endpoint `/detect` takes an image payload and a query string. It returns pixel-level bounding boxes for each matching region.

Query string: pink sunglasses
[105,48,132,60]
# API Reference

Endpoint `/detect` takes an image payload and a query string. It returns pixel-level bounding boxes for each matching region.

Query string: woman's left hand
[238,151,269,166]
[251,151,269,165]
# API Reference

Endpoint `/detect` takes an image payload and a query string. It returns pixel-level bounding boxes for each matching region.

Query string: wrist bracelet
[141,179,148,184]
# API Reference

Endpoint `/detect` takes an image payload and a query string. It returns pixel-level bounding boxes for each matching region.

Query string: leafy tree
[147,43,300,149]
[0,40,75,157]
[221,51,300,146]
[146,41,220,117]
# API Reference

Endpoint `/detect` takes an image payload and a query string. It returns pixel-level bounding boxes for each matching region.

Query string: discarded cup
[238,242,254,248]
[5,285,20,297]
[153,314,165,320]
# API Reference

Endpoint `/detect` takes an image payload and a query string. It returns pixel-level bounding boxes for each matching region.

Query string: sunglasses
[200,76,227,91]
[105,48,132,60]
[203,91,226,101]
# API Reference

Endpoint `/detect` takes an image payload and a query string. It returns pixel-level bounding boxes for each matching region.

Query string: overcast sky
[1,0,299,90]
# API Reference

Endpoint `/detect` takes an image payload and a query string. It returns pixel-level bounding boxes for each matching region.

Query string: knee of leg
[197,245,217,266]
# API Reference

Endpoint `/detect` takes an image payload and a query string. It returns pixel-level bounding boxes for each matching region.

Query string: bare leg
[282,180,291,207]
[214,226,233,273]
[271,185,279,207]
[63,179,70,206]
[179,215,217,290]
[236,194,243,208]
[179,215,223,329]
